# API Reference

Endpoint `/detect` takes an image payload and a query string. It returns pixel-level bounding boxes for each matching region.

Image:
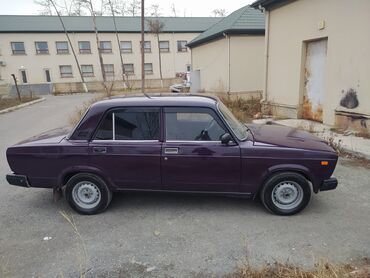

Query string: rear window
[94,107,160,141]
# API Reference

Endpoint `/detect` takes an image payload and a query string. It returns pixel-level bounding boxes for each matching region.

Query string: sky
[0,0,255,17]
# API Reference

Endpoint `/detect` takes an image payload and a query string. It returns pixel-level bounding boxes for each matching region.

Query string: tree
[149,4,161,17]
[127,0,141,16]
[212,8,227,17]
[147,18,165,88]
[107,0,127,87]
[170,3,177,17]
[34,0,53,15]
[48,0,88,92]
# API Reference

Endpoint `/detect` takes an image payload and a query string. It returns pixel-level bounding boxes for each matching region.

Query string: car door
[161,107,241,193]
[89,107,162,190]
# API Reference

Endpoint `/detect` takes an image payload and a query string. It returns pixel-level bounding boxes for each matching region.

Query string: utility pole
[11,74,21,102]
[141,0,145,93]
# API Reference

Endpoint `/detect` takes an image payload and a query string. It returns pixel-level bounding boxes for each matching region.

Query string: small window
[159,41,170,52]
[59,65,73,78]
[81,65,94,77]
[94,108,160,141]
[20,70,28,84]
[123,64,134,75]
[103,64,114,76]
[177,40,187,52]
[79,41,91,54]
[186,64,191,72]
[141,41,151,53]
[144,63,153,75]
[120,41,132,53]
[99,41,112,53]
[11,42,26,55]
[165,107,227,141]
[56,41,69,54]
[35,41,49,54]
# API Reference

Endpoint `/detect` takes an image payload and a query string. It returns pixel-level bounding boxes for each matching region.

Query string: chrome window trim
[91,140,160,143]
[165,140,221,144]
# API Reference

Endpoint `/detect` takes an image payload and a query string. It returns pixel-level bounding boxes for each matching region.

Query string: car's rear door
[161,107,241,192]
[89,107,162,190]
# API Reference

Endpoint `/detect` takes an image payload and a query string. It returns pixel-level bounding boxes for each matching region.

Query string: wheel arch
[256,164,314,197]
[58,166,115,190]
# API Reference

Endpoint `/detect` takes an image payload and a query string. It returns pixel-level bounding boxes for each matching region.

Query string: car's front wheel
[260,172,311,216]
[65,173,112,215]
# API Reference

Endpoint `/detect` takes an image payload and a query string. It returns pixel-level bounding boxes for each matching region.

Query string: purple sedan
[6,95,338,215]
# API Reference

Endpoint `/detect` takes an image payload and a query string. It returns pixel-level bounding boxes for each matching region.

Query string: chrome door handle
[164,148,179,154]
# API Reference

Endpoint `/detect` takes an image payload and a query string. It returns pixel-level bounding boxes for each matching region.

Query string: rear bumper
[320,177,338,192]
[6,174,30,188]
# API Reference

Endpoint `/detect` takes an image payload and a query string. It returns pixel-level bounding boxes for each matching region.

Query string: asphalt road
[0,94,369,277]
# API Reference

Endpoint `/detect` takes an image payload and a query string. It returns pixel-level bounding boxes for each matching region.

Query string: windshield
[218,102,248,141]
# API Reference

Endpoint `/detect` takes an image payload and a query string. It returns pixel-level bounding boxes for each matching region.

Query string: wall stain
[340,88,359,109]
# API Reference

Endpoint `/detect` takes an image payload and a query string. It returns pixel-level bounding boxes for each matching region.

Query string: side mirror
[221,133,232,145]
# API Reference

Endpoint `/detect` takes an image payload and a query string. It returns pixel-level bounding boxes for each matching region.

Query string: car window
[165,107,227,141]
[95,107,160,141]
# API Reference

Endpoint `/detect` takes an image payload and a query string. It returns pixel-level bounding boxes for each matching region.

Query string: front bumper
[320,177,338,192]
[6,174,30,188]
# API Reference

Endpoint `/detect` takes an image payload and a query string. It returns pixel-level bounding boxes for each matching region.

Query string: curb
[0,98,46,114]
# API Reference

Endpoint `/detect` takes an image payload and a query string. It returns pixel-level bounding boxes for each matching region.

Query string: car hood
[14,127,70,146]
[248,123,335,153]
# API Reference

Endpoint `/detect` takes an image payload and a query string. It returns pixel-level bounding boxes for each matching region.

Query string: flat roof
[0,15,221,33]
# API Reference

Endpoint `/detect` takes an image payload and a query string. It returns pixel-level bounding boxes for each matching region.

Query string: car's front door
[89,107,162,190]
[161,107,241,193]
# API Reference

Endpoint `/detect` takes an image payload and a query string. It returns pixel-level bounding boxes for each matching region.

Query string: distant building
[188,6,265,96]
[0,15,220,94]
[252,0,370,131]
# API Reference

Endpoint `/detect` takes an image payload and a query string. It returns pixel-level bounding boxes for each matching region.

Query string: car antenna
[143,93,152,99]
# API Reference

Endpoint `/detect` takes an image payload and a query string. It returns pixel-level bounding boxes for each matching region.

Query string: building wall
[230,36,264,93]
[191,38,229,92]
[191,35,264,93]
[265,0,370,126]
[0,32,197,90]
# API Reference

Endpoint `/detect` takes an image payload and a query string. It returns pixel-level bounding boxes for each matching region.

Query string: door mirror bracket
[220,133,232,145]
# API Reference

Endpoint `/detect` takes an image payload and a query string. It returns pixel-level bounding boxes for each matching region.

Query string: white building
[0,15,220,94]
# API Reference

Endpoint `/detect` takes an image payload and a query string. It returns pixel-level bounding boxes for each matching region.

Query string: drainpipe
[223,32,231,95]
[261,6,270,103]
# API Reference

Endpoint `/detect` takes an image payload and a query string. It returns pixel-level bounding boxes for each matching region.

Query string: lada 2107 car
[6,95,338,215]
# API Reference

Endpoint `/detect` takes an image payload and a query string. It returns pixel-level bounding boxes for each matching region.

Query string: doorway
[301,39,328,122]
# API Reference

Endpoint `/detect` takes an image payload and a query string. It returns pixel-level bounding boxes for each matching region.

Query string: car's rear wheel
[65,173,112,215]
[260,172,311,216]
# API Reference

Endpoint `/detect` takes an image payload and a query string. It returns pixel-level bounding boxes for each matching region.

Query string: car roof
[90,94,220,110]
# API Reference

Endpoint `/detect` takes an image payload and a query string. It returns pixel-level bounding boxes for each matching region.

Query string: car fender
[58,165,116,190]
[262,164,315,188]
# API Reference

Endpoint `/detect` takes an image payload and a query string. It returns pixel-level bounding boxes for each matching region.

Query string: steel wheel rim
[72,181,101,209]
[271,181,304,210]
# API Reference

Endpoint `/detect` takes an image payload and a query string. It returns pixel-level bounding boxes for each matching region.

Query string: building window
[141,41,151,53]
[94,108,160,141]
[144,63,153,75]
[123,64,134,75]
[35,41,49,54]
[20,70,28,84]
[103,64,114,76]
[186,64,191,72]
[120,41,132,53]
[99,41,112,53]
[56,41,69,54]
[159,41,170,52]
[60,65,73,78]
[11,42,26,55]
[177,40,187,52]
[79,41,91,54]
[81,65,94,77]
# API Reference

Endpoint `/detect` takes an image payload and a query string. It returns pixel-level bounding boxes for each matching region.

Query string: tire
[65,173,112,215]
[260,172,311,216]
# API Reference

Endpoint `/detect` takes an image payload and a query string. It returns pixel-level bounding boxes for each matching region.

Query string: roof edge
[251,0,294,10]
[187,29,265,48]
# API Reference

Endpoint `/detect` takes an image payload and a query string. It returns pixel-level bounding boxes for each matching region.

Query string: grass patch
[219,96,261,123]
[227,258,369,278]
[0,96,40,111]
